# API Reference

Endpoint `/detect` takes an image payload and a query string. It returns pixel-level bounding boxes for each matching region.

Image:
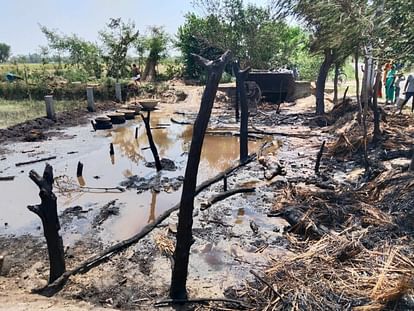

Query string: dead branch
[141,111,162,171]
[15,156,57,167]
[0,176,15,181]
[200,187,255,211]
[250,124,320,138]
[250,270,284,302]
[170,118,192,125]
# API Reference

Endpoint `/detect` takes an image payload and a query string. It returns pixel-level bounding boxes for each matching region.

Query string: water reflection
[148,191,157,223]
[235,208,245,225]
[111,127,142,164]
[77,176,86,187]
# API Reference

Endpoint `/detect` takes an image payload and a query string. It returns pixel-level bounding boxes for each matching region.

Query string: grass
[0,99,85,128]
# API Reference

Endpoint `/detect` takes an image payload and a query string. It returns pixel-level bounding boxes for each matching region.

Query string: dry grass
[0,99,85,128]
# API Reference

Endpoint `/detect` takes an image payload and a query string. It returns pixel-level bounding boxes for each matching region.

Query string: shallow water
[0,107,259,244]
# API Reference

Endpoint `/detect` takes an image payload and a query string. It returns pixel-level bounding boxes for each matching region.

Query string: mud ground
[0,85,413,310]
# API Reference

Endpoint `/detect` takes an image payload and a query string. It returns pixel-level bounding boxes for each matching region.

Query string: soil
[0,84,413,310]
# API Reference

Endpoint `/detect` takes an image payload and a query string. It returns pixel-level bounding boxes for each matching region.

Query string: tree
[99,18,139,80]
[142,26,169,82]
[273,0,371,114]
[177,0,318,80]
[0,43,11,63]
[40,25,103,78]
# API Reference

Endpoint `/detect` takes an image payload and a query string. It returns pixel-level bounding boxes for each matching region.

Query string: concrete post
[115,83,122,102]
[86,87,96,112]
[44,95,56,120]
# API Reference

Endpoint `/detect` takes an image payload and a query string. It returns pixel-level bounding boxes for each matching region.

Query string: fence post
[86,87,96,112]
[44,95,56,120]
[115,82,122,102]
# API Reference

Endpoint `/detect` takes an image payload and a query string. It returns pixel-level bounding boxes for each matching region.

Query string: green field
[0,99,85,128]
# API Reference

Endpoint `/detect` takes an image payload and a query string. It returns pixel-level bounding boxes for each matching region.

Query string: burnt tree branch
[140,111,162,171]
[314,140,326,174]
[28,164,65,284]
[170,50,232,300]
[200,187,255,211]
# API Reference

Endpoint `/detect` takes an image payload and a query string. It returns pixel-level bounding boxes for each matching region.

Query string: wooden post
[223,174,228,192]
[44,95,56,120]
[86,87,96,112]
[140,111,162,171]
[27,164,65,284]
[233,62,251,163]
[115,82,122,102]
[135,127,139,139]
[170,50,232,300]
[76,161,83,177]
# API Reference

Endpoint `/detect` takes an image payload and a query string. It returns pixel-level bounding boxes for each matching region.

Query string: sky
[0,0,269,56]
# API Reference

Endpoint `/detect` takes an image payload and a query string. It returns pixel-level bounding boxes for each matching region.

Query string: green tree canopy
[40,25,103,78]
[177,0,319,80]
[99,18,139,79]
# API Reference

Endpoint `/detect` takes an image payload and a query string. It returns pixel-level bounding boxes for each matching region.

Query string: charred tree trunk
[372,64,382,144]
[235,85,240,122]
[28,164,65,284]
[170,50,232,300]
[333,62,340,105]
[233,62,251,163]
[314,141,326,174]
[354,50,361,115]
[140,111,162,171]
[315,49,334,115]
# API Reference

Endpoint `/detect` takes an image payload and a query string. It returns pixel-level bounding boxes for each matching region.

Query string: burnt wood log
[314,140,326,174]
[76,161,83,177]
[15,156,57,167]
[200,187,255,211]
[141,111,162,172]
[342,86,349,103]
[170,50,232,300]
[233,62,251,163]
[28,164,65,284]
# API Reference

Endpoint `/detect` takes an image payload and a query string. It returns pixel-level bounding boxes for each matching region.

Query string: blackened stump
[170,50,232,300]
[27,164,65,284]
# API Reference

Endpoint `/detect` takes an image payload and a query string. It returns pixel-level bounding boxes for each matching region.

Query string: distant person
[399,73,414,113]
[394,73,405,105]
[131,64,141,84]
[385,64,396,104]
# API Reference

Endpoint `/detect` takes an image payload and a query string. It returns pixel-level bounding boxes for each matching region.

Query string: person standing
[398,73,414,113]
[131,64,141,84]
[385,64,396,104]
[394,73,405,105]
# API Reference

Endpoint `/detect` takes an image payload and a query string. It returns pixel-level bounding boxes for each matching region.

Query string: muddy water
[0,107,259,244]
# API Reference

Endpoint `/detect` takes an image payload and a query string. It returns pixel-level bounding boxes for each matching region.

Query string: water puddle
[0,107,260,245]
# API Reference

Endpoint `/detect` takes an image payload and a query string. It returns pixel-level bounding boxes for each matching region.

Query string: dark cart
[246,71,295,103]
